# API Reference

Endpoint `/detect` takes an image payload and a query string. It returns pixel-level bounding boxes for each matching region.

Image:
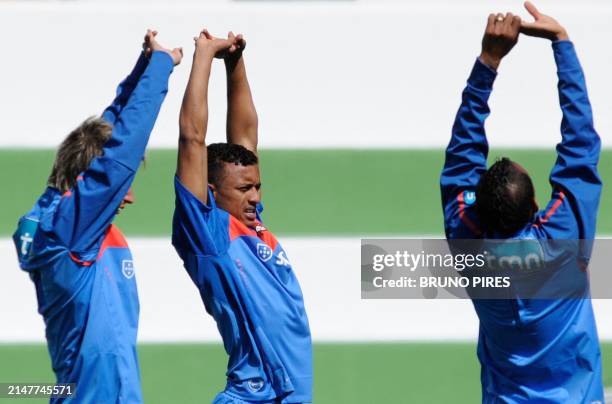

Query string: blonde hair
[48,116,113,192]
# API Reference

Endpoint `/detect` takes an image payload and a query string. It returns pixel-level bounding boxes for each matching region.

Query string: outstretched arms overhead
[177,29,235,204]
[53,31,181,254]
[103,30,182,125]
[224,33,258,153]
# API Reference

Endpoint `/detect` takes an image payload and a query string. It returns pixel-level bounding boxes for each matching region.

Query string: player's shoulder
[14,188,65,269]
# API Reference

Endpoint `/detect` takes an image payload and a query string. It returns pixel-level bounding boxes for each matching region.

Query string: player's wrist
[555,29,569,41]
[479,52,501,71]
[195,47,216,61]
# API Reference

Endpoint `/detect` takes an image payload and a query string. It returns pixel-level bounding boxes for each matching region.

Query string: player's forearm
[549,41,601,197]
[179,50,215,144]
[225,57,258,151]
[102,51,149,125]
[103,50,174,171]
[442,59,495,198]
[554,41,599,155]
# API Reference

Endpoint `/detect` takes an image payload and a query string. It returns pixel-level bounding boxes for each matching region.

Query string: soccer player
[13,31,182,402]
[172,29,312,403]
[440,2,603,402]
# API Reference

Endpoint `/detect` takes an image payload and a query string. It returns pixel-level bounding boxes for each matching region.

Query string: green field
[0,342,610,403]
[3,149,612,236]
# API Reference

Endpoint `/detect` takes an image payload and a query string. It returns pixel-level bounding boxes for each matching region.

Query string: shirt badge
[256,243,273,262]
[122,260,135,279]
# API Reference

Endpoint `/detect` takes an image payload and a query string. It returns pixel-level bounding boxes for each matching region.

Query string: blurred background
[1,0,611,402]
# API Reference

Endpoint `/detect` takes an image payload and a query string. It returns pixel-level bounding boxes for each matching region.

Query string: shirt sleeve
[50,51,174,259]
[533,41,602,240]
[101,51,149,126]
[172,176,229,257]
[440,58,497,239]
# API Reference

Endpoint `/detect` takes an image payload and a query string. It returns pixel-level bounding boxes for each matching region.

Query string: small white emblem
[464,191,476,205]
[20,233,33,256]
[247,378,264,392]
[122,260,135,279]
[256,243,273,262]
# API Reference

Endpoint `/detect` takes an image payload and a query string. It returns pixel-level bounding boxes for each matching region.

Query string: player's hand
[520,2,569,41]
[194,29,236,59]
[480,12,522,70]
[143,29,183,66]
[226,32,246,60]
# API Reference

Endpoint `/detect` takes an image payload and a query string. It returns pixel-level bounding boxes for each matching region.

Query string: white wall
[0,0,610,148]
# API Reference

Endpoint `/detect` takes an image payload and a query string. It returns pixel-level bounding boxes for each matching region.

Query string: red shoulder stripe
[533,191,566,228]
[97,225,129,259]
[69,252,93,267]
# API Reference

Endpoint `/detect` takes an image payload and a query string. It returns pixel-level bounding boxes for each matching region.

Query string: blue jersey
[13,51,174,403]
[441,41,603,403]
[172,177,313,403]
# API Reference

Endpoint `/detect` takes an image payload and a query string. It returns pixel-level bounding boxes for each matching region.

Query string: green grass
[0,342,610,403]
[2,149,612,236]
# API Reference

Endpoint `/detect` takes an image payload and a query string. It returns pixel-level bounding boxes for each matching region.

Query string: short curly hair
[476,157,536,236]
[207,143,258,186]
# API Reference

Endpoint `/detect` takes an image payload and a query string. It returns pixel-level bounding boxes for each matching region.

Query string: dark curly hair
[476,157,536,236]
[207,143,258,186]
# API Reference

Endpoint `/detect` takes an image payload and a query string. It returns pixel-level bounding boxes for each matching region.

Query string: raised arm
[441,13,521,238]
[51,33,182,255]
[224,33,258,153]
[521,2,601,239]
[102,30,160,125]
[177,29,235,203]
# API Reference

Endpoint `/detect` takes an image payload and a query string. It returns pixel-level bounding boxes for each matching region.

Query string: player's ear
[209,183,218,199]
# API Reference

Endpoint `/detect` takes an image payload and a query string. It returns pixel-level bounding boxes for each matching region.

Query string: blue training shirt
[13,51,174,404]
[172,177,313,403]
[440,41,603,403]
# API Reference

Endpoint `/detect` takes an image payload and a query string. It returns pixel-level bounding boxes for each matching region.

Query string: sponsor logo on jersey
[464,190,476,205]
[257,243,273,262]
[122,260,135,279]
[276,251,291,267]
[13,217,39,261]
[481,240,545,273]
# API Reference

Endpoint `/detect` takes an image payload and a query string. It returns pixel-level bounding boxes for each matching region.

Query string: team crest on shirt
[464,191,476,205]
[122,260,135,279]
[256,243,273,262]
